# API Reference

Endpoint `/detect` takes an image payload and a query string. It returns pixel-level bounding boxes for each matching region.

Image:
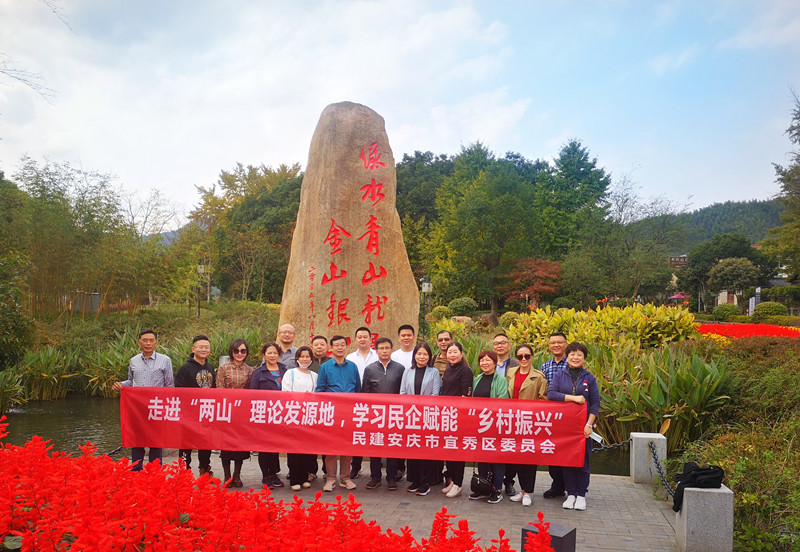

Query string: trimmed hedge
[712,303,741,321]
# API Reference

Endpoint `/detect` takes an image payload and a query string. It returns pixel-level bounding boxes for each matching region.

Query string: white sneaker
[574,496,586,510]
[445,484,462,498]
[562,495,576,509]
[522,494,532,507]
[509,492,523,502]
[441,481,454,494]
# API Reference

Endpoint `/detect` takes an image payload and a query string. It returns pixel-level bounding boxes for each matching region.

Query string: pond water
[2,396,630,475]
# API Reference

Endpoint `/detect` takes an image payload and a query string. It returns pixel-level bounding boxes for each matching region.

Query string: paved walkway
[166,452,677,551]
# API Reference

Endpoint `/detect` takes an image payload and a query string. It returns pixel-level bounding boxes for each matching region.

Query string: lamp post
[421,275,432,342]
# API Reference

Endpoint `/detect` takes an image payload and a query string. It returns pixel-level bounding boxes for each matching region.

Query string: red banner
[120,388,587,466]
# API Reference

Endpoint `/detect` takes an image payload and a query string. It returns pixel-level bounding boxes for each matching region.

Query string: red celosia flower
[696,323,800,339]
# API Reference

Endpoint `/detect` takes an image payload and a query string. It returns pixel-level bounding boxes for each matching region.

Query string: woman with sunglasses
[505,343,548,507]
[216,339,254,487]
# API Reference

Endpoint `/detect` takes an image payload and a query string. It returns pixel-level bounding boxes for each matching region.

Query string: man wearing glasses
[492,333,518,378]
[540,332,570,499]
[433,330,453,376]
[175,335,217,476]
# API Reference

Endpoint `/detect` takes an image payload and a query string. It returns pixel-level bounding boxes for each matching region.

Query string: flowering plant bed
[0,417,553,552]
[696,323,800,340]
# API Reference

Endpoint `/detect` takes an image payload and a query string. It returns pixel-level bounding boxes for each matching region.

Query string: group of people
[114,323,600,511]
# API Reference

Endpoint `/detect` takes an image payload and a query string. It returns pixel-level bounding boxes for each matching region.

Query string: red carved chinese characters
[358,215,381,256]
[323,219,352,255]
[308,267,317,338]
[321,261,347,285]
[360,142,386,171]
[360,179,385,207]
[362,261,387,286]
[362,295,387,325]
[326,293,351,327]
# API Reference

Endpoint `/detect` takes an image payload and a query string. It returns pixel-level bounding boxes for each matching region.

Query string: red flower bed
[0,417,553,552]
[696,323,800,339]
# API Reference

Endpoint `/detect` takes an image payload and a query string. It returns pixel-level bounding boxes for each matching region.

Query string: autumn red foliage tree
[501,258,560,306]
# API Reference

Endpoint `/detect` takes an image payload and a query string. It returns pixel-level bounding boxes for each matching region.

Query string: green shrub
[712,303,741,321]
[0,252,33,370]
[727,314,750,323]
[507,304,697,351]
[764,315,800,327]
[751,301,788,322]
[712,336,800,424]
[592,344,728,451]
[447,297,478,316]
[498,311,520,328]
[0,369,25,415]
[550,297,575,310]
[428,305,454,322]
[681,416,800,551]
[429,318,469,343]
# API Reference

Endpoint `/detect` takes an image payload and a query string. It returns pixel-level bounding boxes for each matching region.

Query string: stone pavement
[167,452,677,551]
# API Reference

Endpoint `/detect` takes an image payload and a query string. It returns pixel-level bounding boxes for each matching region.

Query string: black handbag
[470,470,493,495]
[672,461,725,512]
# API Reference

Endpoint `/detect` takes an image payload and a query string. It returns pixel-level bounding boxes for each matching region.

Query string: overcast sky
[2,0,799,221]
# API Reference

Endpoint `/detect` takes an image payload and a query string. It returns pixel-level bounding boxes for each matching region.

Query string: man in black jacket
[362,337,405,490]
[175,335,216,476]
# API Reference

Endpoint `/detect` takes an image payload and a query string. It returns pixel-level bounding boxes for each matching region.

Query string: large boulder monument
[279,102,419,344]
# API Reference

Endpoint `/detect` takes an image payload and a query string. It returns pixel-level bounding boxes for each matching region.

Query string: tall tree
[215,175,302,302]
[707,257,760,304]
[429,144,536,319]
[679,232,774,311]
[764,93,800,282]
[559,181,682,306]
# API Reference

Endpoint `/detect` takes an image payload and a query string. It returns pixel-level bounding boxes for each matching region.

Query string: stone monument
[279,102,419,345]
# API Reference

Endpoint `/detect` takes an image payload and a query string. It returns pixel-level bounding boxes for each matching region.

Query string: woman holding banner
[400,342,441,496]
[250,342,288,489]
[505,343,549,507]
[470,350,510,504]
[282,346,318,491]
[216,338,254,488]
[440,341,473,498]
[547,341,599,511]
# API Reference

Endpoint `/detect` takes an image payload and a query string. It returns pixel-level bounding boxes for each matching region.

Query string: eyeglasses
[493,341,509,346]
[516,354,532,360]
[437,338,450,342]
[234,348,248,354]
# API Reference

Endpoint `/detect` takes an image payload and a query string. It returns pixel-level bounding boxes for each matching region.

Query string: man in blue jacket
[316,335,361,491]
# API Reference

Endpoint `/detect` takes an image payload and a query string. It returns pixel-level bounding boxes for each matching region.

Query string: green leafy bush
[507,304,697,351]
[549,297,575,310]
[763,315,800,327]
[712,303,741,321]
[592,344,728,450]
[751,301,788,322]
[681,416,800,551]
[447,297,478,316]
[712,336,800,424]
[498,311,520,328]
[427,305,453,322]
[0,252,33,371]
[0,370,25,415]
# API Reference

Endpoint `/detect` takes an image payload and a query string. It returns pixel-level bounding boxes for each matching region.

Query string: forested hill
[676,199,783,247]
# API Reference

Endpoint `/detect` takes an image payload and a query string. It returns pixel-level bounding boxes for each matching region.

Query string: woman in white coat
[400,342,441,496]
